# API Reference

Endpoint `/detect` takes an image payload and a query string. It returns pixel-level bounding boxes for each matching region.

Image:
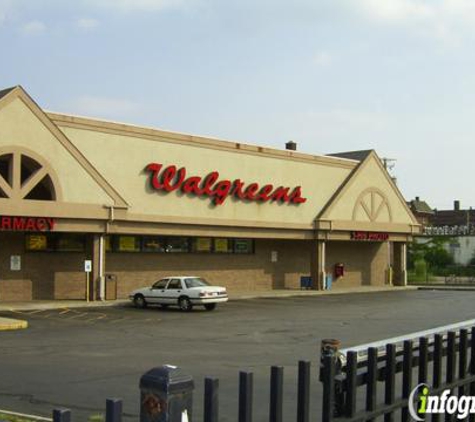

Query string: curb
[417,286,475,292]
[0,287,418,313]
[0,317,28,331]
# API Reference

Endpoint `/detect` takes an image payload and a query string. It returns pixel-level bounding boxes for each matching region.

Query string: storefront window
[192,237,212,253]
[105,236,111,252]
[25,234,49,251]
[142,236,166,252]
[214,238,232,253]
[117,235,141,252]
[165,237,190,253]
[56,234,85,252]
[234,238,253,254]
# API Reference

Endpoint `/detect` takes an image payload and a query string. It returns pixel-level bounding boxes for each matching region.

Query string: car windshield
[185,278,210,288]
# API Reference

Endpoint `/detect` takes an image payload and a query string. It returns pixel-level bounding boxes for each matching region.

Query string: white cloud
[357,0,434,23]
[76,18,99,30]
[313,51,333,67]
[347,0,475,44]
[69,95,140,119]
[20,20,46,35]
[84,0,192,13]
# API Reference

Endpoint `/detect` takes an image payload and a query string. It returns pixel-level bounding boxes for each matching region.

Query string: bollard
[140,365,194,422]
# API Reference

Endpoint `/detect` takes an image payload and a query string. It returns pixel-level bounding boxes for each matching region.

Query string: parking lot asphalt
[0,289,474,421]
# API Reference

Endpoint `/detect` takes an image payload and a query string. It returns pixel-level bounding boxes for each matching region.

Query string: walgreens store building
[0,86,419,301]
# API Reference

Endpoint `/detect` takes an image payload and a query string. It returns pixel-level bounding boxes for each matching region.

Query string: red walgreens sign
[145,163,307,206]
[0,216,56,231]
[351,231,389,241]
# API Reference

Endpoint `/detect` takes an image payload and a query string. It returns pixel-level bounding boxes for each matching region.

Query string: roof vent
[285,141,297,151]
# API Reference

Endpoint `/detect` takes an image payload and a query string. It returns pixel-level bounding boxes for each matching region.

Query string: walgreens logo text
[145,163,307,206]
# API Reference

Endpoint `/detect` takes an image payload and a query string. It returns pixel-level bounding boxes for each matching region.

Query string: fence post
[269,366,283,422]
[469,327,475,422]
[384,343,396,422]
[297,361,310,422]
[366,347,378,422]
[322,354,336,422]
[204,377,219,422]
[345,352,357,418]
[239,371,253,422]
[106,398,122,422]
[52,408,71,422]
[401,340,413,422]
[459,329,468,397]
[139,365,194,422]
[433,334,443,422]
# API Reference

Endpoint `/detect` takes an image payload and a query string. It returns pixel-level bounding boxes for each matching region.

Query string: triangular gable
[317,151,419,233]
[0,86,128,208]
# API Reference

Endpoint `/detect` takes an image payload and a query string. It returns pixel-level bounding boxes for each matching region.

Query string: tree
[408,237,454,272]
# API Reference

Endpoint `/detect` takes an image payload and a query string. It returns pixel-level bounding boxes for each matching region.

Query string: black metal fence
[51,361,314,422]
[321,326,475,422]
[31,323,475,422]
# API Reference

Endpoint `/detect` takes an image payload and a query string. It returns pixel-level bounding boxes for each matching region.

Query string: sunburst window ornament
[352,188,392,222]
[0,150,58,201]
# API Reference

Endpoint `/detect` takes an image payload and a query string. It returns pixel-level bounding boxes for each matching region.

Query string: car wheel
[134,294,147,309]
[178,296,193,312]
[204,303,216,311]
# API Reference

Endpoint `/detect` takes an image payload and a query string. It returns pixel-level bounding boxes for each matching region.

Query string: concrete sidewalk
[0,285,416,317]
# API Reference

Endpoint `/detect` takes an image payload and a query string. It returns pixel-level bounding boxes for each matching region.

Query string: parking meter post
[319,339,341,381]
[140,365,194,422]
[319,339,345,418]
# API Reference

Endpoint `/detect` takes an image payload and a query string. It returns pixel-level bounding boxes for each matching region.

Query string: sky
[0,0,473,210]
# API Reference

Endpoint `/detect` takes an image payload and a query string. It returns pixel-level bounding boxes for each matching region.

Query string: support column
[310,240,326,290]
[92,234,106,301]
[393,242,407,286]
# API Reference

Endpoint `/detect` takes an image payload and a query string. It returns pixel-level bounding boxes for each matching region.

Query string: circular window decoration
[0,149,59,201]
[352,188,392,222]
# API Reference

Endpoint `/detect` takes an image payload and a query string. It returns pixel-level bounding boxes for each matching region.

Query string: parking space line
[109,318,130,323]
[66,312,90,320]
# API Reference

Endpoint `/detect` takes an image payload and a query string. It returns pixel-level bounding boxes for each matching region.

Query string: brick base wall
[326,241,389,288]
[0,233,390,301]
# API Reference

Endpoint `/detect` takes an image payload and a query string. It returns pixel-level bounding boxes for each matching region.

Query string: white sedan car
[129,276,228,311]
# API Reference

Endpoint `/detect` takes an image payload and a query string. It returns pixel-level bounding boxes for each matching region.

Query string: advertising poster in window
[119,236,139,252]
[234,239,252,254]
[214,238,231,253]
[26,234,47,251]
[195,237,212,252]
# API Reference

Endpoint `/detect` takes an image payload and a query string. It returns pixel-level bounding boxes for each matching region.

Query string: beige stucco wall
[0,98,114,206]
[324,155,417,226]
[59,125,354,228]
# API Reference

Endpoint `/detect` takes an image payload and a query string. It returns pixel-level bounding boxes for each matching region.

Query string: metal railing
[321,322,475,422]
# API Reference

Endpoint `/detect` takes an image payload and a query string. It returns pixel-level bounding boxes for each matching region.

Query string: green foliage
[0,413,40,422]
[408,236,455,273]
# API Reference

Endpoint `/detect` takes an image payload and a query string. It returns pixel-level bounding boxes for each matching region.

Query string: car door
[163,278,184,304]
[148,279,169,304]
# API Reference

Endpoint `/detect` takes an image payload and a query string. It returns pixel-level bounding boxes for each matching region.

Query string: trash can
[325,274,333,290]
[140,365,194,422]
[105,274,117,300]
[300,276,312,290]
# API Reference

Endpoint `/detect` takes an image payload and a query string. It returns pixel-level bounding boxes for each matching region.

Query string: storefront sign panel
[351,231,389,241]
[0,216,55,231]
